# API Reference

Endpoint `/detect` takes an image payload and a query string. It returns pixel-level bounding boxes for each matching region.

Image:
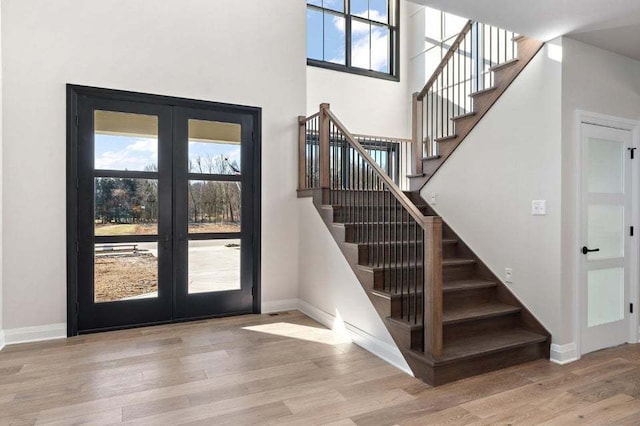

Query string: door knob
[582,246,600,255]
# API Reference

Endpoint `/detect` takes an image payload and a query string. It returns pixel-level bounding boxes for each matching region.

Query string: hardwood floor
[0,311,638,425]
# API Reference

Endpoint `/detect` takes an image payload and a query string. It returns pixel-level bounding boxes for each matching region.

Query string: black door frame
[66,85,262,336]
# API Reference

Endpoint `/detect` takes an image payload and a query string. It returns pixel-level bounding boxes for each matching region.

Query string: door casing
[574,110,640,359]
[66,85,262,336]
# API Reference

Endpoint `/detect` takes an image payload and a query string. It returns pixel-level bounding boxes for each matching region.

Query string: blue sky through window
[307,0,391,73]
[94,134,240,172]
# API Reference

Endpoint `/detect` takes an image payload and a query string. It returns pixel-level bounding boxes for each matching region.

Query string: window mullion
[305,0,398,79]
[346,13,352,68]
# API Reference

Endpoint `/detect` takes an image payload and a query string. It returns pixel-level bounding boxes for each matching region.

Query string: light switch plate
[505,268,513,284]
[532,200,546,215]
[430,193,437,205]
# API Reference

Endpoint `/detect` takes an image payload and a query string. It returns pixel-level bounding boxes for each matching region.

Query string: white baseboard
[0,330,5,351]
[261,299,300,314]
[3,323,67,345]
[297,299,412,376]
[550,342,578,365]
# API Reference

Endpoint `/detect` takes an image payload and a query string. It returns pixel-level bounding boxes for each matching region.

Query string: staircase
[409,22,545,191]
[297,20,550,386]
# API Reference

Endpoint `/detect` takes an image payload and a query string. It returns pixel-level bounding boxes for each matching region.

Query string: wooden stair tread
[469,86,497,97]
[355,238,457,245]
[385,316,422,331]
[443,302,520,324]
[439,328,547,363]
[422,155,441,161]
[434,134,457,143]
[360,254,469,272]
[442,258,475,267]
[407,173,426,178]
[443,279,497,293]
[451,111,476,121]
[489,57,519,72]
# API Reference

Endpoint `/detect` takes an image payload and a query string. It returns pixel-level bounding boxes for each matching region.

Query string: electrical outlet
[505,268,513,284]
[532,200,546,215]
[430,193,437,205]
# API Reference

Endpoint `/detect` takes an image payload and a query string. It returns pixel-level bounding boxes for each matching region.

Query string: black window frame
[306,0,400,82]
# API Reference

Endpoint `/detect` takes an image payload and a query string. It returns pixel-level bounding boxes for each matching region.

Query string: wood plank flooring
[0,311,639,425]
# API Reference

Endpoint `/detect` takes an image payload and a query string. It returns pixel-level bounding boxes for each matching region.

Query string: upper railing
[298,104,443,357]
[412,21,518,172]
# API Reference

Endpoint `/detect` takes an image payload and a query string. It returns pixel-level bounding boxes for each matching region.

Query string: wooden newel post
[319,103,331,189]
[412,93,424,175]
[423,216,443,357]
[298,116,307,190]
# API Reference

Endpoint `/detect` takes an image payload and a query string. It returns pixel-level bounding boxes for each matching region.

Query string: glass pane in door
[588,137,624,194]
[188,239,240,293]
[94,242,158,303]
[188,119,241,174]
[187,181,241,233]
[94,110,159,172]
[587,267,624,327]
[94,178,159,236]
[587,204,624,260]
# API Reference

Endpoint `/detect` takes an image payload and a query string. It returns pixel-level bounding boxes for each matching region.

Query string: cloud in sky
[95,135,242,172]
[95,136,157,171]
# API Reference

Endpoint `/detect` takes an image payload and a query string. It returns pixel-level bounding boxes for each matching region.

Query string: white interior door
[580,123,632,355]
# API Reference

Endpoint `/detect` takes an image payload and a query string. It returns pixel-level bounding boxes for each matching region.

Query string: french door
[580,123,632,354]
[68,86,260,334]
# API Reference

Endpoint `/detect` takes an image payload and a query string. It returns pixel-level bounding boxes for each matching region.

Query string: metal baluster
[386,188,390,290]
[400,208,405,320]
[421,230,425,335]
[413,219,418,323]
[394,197,398,294]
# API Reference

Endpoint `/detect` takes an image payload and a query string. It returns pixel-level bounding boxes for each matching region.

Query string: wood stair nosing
[421,155,441,162]
[369,287,423,300]
[443,302,521,325]
[408,328,548,366]
[469,85,498,98]
[450,111,477,121]
[489,57,519,72]
[443,279,497,293]
[353,237,457,245]
[434,134,458,143]
[358,256,474,272]
[436,328,548,364]
[442,258,476,267]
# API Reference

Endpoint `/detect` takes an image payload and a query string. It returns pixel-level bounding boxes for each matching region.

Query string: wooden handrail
[416,20,474,101]
[323,108,428,226]
[302,112,320,123]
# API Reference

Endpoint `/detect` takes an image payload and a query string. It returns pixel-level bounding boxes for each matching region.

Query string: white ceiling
[408,0,640,60]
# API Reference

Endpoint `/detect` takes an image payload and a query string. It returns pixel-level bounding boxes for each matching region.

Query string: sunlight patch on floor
[242,321,352,345]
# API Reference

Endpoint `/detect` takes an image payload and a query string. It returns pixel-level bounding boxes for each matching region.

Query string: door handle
[582,246,600,255]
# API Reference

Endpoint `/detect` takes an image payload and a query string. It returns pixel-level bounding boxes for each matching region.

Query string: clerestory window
[306,0,399,81]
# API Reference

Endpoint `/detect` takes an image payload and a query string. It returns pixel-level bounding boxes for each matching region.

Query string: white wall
[297,199,410,372]
[1,0,306,330]
[421,41,564,343]
[561,38,640,351]
[306,1,412,138]
[0,3,4,348]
